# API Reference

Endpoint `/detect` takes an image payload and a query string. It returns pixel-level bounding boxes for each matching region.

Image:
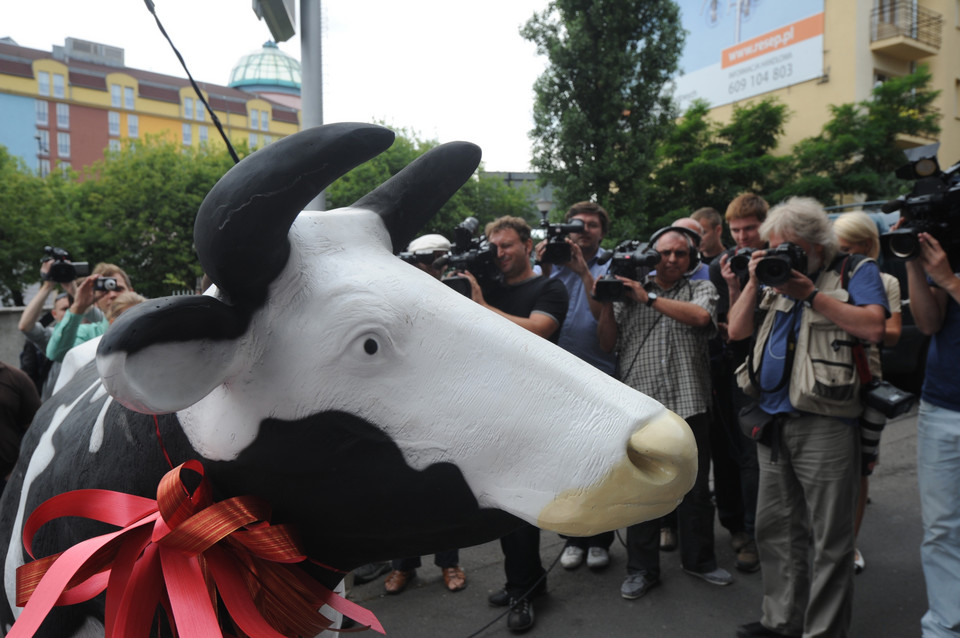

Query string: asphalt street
[346,407,927,637]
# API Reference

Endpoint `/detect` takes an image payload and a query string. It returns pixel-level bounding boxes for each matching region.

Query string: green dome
[228,41,301,93]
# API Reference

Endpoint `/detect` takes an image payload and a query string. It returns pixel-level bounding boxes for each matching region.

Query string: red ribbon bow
[11,459,384,637]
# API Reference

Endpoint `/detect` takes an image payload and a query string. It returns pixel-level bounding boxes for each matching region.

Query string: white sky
[4,0,551,171]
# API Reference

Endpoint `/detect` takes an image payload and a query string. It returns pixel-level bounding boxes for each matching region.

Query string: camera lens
[888,230,920,260]
[756,256,792,286]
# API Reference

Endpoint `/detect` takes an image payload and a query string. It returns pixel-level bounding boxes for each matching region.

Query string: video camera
[399,250,441,268]
[880,142,960,269]
[40,246,90,284]
[593,240,661,303]
[756,242,807,287]
[538,214,585,264]
[438,217,501,297]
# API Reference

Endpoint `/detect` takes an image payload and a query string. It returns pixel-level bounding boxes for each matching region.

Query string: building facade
[0,37,301,177]
[675,0,959,168]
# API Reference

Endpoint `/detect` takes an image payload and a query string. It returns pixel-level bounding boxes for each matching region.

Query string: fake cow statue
[0,123,696,637]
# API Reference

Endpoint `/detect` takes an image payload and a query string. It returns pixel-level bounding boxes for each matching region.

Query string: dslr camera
[40,246,90,284]
[538,215,585,264]
[880,142,960,269]
[438,217,500,297]
[756,242,807,287]
[593,240,661,303]
[729,246,759,278]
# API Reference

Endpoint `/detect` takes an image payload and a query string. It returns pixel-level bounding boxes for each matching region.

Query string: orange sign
[722,13,824,69]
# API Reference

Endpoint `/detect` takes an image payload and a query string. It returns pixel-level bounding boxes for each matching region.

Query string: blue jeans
[918,400,960,637]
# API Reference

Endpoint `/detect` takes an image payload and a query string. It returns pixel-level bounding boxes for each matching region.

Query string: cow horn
[352,141,482,253]
[194,123,396,305]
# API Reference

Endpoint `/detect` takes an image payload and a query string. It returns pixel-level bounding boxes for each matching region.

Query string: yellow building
[0,37,301,176]
[674,0,959,170]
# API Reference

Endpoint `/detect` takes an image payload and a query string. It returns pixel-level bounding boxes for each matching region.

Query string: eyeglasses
[659,250,689,258]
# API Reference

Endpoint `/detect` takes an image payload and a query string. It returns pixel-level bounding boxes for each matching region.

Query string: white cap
[407,234,451,252]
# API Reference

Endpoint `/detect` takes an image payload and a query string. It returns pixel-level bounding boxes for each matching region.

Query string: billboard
[672,0,825,111]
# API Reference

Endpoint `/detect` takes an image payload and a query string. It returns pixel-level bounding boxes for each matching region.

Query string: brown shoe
[384,569,415,594]
[736,539,760,573]
[442,566,467,592]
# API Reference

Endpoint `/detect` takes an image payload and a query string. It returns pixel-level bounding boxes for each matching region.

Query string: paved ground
[346,408,927,637]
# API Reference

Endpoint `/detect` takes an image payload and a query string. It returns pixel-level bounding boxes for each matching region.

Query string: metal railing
[871,1,943,49]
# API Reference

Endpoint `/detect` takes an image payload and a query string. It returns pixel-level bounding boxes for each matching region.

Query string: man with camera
[46,264,133,363]
[460,216,567,633]
[595,226,730,600]
[534,202,618,572]
[727,197,887,638]
[903,231,960,637]
[706,193,769,573]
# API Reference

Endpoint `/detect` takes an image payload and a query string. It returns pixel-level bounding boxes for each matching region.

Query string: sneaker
[560,545,586,570]
[586,547,610,570]
[620,572,660,600]
[352,562,390,584]
[854,548,865,574]
[489,588,511,607]
[683,566,734,586]
[730,530,750,552]
[736,539,760,573]
[659,527,677,552]
[507,598,535,633]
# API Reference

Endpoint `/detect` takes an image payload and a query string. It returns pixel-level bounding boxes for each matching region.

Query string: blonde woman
[832,212,902,574]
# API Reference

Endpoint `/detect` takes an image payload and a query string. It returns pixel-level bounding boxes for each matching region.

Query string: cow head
[95,123,697,568]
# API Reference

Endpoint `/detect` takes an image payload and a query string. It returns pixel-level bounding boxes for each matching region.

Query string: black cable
[142,0,240,164]
[463,542,564,638]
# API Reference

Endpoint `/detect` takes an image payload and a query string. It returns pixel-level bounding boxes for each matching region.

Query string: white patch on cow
[88,385,112,453]
[4,380,102,616]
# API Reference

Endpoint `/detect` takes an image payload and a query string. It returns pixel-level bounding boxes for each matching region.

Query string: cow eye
[363,338,379,355]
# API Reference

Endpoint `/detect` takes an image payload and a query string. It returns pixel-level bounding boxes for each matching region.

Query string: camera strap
[745,302,798,394]
[839,254,875,386]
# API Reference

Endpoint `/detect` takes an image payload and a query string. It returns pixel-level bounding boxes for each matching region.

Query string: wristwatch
[646,292,658,307]
[804,288,819,307]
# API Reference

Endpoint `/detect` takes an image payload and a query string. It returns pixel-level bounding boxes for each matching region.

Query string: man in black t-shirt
[459,216,567,634]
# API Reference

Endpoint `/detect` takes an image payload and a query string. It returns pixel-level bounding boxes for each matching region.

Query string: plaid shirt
[613,276,718,419]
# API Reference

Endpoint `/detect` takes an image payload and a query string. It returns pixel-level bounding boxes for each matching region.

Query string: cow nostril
[626,411,695,486]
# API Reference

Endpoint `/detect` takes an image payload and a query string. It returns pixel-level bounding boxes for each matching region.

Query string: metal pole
[300,0,325,210]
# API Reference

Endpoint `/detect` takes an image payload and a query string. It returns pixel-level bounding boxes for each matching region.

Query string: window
[250,109,260,130]
[955,78,960,119]
[111,84,122,107]
[198,125,208,145]
[195,101,205,121]
[59,162,70,176]
[57,132,70,158]
[39,159,50,177]
[56,103,69,129]
[53,74,65,98]
[124,86,134,109]
[37,130,49,155]
[263,135,273,146]
[249,132,259,149]
[108,111,120,136]
[182,123,192,145]
[38,71,50,96]
[260,110,269,131]
[183,97,194,120]
[108,139,122,153]
[128,114,139,138]
[35,100,48,126]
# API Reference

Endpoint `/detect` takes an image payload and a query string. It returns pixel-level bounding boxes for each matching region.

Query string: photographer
[461,216,567,633]
[727,198,887,638]
[46,264,133,363]
[595,227,730,600]
[903,231,960,638]
[535,202,617,571]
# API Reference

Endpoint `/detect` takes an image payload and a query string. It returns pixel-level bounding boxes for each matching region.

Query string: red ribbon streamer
[11,460,384,637]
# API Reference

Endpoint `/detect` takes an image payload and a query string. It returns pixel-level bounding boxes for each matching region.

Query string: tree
[521,0,685,239]
[777,65,941,204]
[647,97,789,224]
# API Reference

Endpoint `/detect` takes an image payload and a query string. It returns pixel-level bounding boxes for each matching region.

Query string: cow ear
[97,295,247,413]
[353,141,481,253]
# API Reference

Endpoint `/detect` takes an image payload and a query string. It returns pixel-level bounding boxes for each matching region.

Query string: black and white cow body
[0,124,697,636]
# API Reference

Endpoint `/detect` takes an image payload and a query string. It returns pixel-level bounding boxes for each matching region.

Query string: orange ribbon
[11,460,384,637]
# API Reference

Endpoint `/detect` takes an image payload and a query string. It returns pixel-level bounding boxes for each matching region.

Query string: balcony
[870,1,943,61]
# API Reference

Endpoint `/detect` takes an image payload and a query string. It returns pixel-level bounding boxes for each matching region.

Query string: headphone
[648,226,702,276]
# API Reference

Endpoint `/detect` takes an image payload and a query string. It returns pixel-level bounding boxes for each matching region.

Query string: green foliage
[521,0,685,239]
[776,65,941,204]
[646,97,789,225]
